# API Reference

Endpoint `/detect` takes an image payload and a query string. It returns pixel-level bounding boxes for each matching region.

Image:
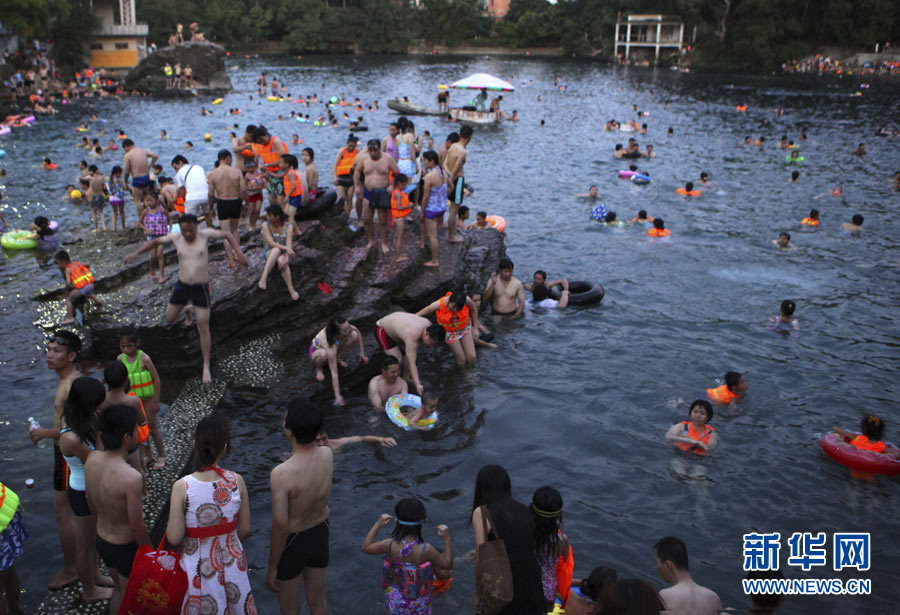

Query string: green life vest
[164,65,173,76]
[0,482,21,534]
[120,350,155,398]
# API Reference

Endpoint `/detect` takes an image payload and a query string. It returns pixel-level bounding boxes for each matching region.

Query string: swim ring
[631,174,652,185]
[70,189,83,199]
[385,394,437,431]
[0,126,10,136]
[819,432,900,476]
[1,231,37,250]
[618,170,636,179]
[622,151,642,159]
[551,280,604,306]
[212,98,223,105]
[486,215,506,232]
[75,127,87,133]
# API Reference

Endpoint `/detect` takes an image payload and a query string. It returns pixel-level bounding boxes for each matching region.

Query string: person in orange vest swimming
[647,218,670,237]
[706,371,747,405]
[666,399,718,455]
[801,209,819,226]
[415,289,480,367]
[43,157,58,170]
[55,250,103,325]
[676,181,701,197]
[832,415,900,458]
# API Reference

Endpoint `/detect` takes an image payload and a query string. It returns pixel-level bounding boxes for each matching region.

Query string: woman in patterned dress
[166,416,255,615]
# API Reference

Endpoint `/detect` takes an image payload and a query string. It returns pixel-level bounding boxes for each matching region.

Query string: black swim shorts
[96,535,139,578]
[67,487,91,517]
[216,197,242,220]
[336,174,353,188]
[169,280,211,308]
[364,188,390,210]
[374,326,398,351]
[449,176,465,205]
[53,444,70,492]
[276,520,330,580]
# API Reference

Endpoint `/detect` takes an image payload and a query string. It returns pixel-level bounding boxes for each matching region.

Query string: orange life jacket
[676,188,701,197]
[127,393,150,444]
[251,136,285,172]
[801,218,819,226]
[648,227,670,237]
[850,435,886,454]
[391,189,411,218]
[632,216,653,222]
[676,421,715,455]
[174,195,185,213]
[283,169,303,198]
[435,293,469,332]
[556,542,575,606]
[66,262,94,289]
[335,147,358,175]
[706,384,738,404]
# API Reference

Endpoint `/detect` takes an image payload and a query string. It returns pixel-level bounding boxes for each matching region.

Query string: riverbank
[33,202,506,614]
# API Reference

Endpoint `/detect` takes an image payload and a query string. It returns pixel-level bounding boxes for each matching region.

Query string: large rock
[124,42,232,94]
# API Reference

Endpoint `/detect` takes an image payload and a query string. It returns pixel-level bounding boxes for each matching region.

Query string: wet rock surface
[124,42,233,94]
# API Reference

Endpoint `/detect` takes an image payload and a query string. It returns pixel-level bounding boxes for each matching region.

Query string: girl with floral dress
[108,165,127,231]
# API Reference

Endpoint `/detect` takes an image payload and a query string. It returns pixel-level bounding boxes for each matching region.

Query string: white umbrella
[449,73,515,92]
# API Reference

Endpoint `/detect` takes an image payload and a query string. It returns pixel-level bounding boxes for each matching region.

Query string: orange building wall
[90,49,139,68]
[488,0,510,18]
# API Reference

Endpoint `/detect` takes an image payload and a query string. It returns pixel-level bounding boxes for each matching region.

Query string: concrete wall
[91,36,142,68]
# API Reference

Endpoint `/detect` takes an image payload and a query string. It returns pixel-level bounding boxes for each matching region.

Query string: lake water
[2,56,899,613]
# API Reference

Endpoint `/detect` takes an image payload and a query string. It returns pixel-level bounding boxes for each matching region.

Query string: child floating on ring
[832,416,900,458]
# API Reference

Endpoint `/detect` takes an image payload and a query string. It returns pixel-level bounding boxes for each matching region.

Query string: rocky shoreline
[33,201,505,614]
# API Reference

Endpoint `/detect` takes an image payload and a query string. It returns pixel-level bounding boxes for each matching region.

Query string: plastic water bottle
[27,417,45,448]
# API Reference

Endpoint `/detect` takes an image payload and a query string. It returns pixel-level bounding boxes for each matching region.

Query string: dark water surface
[2,56,899,613]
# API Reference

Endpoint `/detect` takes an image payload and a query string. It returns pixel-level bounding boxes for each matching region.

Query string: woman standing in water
[166,416,255,614]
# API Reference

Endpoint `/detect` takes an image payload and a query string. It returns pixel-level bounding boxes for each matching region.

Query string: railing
[94,23,149,36]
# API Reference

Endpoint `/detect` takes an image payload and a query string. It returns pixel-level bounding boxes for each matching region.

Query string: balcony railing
[94,23,149,37]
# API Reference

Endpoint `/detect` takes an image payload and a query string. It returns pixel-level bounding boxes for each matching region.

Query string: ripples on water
[2,57,899,612]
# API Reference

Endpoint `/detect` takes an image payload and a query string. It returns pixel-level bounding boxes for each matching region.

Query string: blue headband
[396,519,423,526]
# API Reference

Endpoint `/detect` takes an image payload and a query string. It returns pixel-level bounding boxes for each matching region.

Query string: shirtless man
[438,132,459,170]
[654,537,722,615]
[367,355,408,409]
[373,312,445,396]
[444,125,472,243]
[84,405,150,614]
[122,139,158,219]
[483,257,525,317]
[267,398,333,615]
[207,149,247,267]
[123,214,247,383]
[30,330,80,589]
[231,124,256,172]
[523,269,567,291]
[353,139,399,254]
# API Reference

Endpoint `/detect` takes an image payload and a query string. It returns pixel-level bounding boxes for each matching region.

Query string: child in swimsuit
[108,165,127,231]
[361,498,454,615]
[138,192,170,283]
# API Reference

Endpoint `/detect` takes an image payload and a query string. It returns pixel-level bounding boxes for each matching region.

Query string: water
[2,57,899,613]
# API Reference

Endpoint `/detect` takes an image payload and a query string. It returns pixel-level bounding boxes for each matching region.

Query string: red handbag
[119,535,187,615]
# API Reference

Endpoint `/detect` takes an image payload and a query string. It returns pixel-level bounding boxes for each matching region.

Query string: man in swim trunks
[354,139,399,254]
[207,149,247,267]
[444,125,472,244]
[30,330,80,589]
[123,214,247,383]
[333,134,359,216]
[483,257,525,317]
[373,312,445,396]
[122,139,158,220]
[367,355,408,410]
[267,398,333,615]
[84,405,150,615]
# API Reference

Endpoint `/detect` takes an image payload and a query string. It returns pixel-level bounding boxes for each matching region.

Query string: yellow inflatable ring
[385,394,437,431]
[212,98,223,105]
[486,215,507,232]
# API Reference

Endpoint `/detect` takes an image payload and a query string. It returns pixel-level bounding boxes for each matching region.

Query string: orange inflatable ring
[486,215,506,232]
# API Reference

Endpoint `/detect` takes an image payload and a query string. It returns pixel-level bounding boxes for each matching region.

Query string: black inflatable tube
[294,189,338,221]
[551,280,605,306]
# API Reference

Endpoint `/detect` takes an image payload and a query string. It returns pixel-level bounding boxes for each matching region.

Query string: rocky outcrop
[123,42,232,94]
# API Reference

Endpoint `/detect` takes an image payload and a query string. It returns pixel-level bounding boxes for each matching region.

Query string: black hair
[653,218,665,229]
[476,211,487,219]
[685,181,694,191]
[725,371,743,390]
[122,138,134,148]
[780,299,796,316]
[532,485,563,558]
[97,404,138,451]
[459,125,473,139]
[325,316,348,346]
[580,566,618,601]
[637,210,647,218]
[194,415,230,468]
[425,323,446,346]
[265,203,288,222]
[851,214,864,226]
[629,164,637,171]
[447,132,460,143]
[700,171,708,179]
[63,376,105,446]
[55,250,71,263]
[532,283,550,302]
[285,397,324,444]
[171,154,188,166]
[51,329,82,357]
[381,354,400,369]
[217,149,232,161]
[282,153,299,169]
[252,126,270,141]
[447,289,466,310]
[598,579,665,614]
[103,360,129,390]
[34,216,54,237]
[809,209,819,218]
[605,211,617,223]
[471,464,511,518]
[458,205,469,217]
[498,257,514,271]
[745,569,785,609]
[791,170,800,180]
[111,165,122,176]
[179,213,199,225]
[689,399,714,423]
[393,173,409,186]
[654,536,689,571]
[392,497,426,542]
[533,270,547,281]
[302,147,314,161]
[422,390,438,405]
[779,232,791,241]
[861,415,885,441]
[245,124,258,135]
[366,138,380,150]
[422,150,438,164]
[614,144,623,151]
[88,164,98,172]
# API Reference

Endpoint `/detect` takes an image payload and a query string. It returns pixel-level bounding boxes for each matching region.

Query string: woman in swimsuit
[259,204,299,300]
[308,316,368,406]
[420,151,448,268]
[361,498,453,615]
